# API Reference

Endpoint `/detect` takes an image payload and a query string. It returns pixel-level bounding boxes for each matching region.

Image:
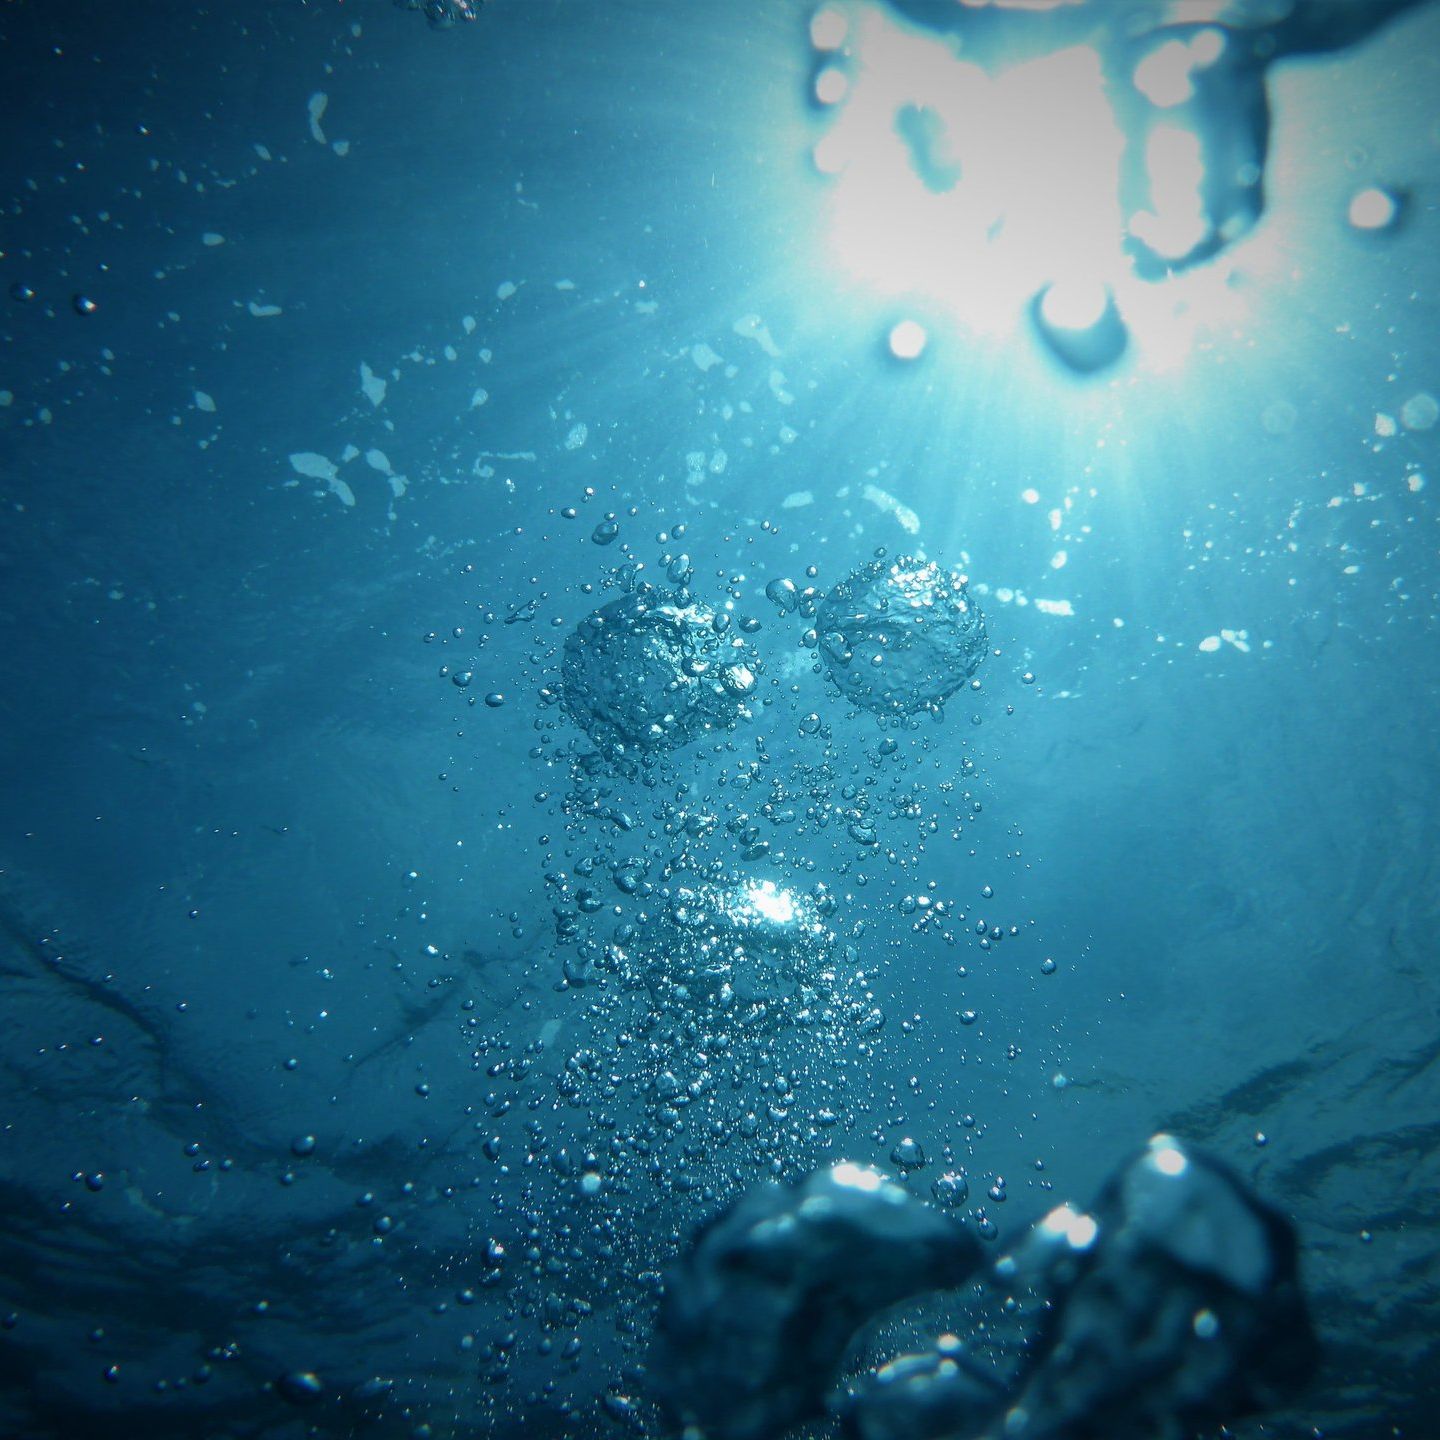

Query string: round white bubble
[814,65,848,105]
[809,5,848,51]
[1040,278,1110,332]
[1347,186,1399,232]
[1400,392,1437,432]
[888,319,927,360]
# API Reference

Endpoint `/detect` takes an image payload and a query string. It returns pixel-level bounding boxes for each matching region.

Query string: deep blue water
[1,2,1438,1437]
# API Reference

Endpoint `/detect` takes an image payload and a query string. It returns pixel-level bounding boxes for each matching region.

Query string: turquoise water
[0,2,1436,1436]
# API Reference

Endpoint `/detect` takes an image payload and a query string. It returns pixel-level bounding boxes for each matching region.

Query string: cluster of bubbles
[814,557,987,718]
[560,585,760,760]
[429,525,1299,1438]
[645,879,833,1013]
[560,554,986,754]
[529,548,988,1228]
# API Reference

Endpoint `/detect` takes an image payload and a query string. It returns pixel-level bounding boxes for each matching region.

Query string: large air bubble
[816,555,986,716]
[561,586,759,756]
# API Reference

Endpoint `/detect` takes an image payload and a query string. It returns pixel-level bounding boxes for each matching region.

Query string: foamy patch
[733,313,782,357]
[307,92,328,145]
[360,362,386,407]
[1199,629,1252,654]
[289,452,336,481]
[863,484,920,535]
[768,369,794,405]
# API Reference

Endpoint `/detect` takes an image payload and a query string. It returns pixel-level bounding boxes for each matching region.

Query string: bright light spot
[1132,29,1224,107]
[1149,1136,1189,1176]
[746,880,797,925]
[1039,277,1108,331]
[1021,487,1040,504]
[820,24,1125,338]
[808,7,1250,367]
[1120,254,1249,373]
[810,5,848,51]
[888,318,927,359]
[832,1161,884,1193]
[1050,550,1067,570]
[726,663,756,693]
[1040,1204,1100,1250]
[1133,40,1197,107]
[1198,635,1221,652]
[1034,597,1073,617]
[815,65,849,105]
[1129,125,1207,261]
[1190,29,1225,67]
[1348,186,1399,231]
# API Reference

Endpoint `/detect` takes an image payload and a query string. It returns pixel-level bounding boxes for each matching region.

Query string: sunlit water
[1,2,1437,1437]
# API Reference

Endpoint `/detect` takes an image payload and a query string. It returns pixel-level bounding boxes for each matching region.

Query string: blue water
[1,2,1437,1437]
